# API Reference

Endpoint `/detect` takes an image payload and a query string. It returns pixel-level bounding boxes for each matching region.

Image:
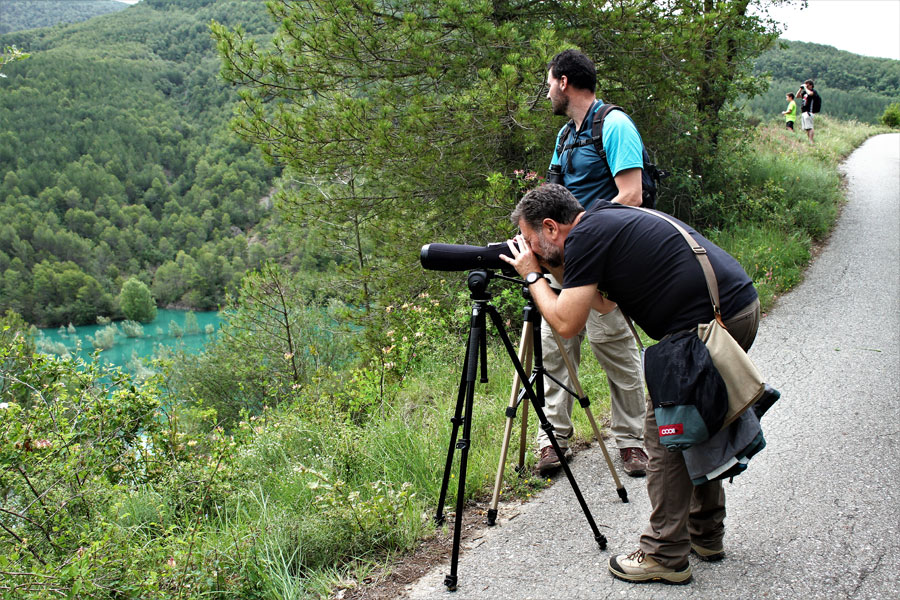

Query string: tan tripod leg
[487,320,533,524]
[549,328,627,500]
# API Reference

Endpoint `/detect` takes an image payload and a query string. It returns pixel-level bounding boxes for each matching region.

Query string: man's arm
[500,234,617,338]
[528,280,596,338]
[602,111,644,206]
[611,167,642,206]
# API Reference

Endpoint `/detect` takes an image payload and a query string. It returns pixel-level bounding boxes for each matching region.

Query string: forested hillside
[746,39,900,123]
[0,0,284,327]
[0,0,128,35]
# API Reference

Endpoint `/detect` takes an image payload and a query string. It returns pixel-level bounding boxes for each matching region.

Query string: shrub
[881,102,900,128]
[121,319,145,338]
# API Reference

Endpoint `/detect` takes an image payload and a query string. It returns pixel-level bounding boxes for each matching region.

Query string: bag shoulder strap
[630,207,724,326]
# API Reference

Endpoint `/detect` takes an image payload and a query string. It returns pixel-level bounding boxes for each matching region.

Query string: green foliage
[0,44,29,74]
[0,0,282,326]
[882,102,900,127]
[214,0,785,322]
[0,338,164,597]
[87,322,119,350]
[120,319,144,338]
[0,1,127,35]
[167,262,357,427]
[119,277,157,323]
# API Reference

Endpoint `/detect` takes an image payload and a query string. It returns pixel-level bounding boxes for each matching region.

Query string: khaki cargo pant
[537,306,645,451]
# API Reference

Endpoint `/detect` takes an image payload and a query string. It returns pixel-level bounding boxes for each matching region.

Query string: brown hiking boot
[537,446,572,474]
[620,447,648,477]
[690,542,725,562]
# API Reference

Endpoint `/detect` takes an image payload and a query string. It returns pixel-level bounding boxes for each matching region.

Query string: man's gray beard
[537,237,562,268]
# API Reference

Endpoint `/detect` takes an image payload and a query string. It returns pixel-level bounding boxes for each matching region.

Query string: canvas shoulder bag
[622,207,767,448]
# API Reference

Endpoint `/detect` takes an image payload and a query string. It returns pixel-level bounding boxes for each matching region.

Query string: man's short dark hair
[787,92,795,99]
[804,79,815,88]
[548,49,596,93]
[511,183,583,229]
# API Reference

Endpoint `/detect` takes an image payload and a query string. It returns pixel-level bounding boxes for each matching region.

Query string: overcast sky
[765,0,900,60]
[112,0,899,61]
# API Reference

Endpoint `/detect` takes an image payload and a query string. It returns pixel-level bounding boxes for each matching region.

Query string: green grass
[706,115,891,311]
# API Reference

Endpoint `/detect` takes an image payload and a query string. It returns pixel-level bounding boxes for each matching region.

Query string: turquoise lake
[37,309,221,374]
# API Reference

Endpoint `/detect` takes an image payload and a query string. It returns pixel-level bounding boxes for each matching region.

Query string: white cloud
[765,0,900,61]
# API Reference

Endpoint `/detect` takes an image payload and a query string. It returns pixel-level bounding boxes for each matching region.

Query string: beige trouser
[639,299,761,567]
[536,306,646,450]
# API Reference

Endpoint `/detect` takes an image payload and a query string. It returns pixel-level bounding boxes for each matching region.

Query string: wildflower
[524,171,537,181]
[167,558,177,568]
[0,402,8,410]
[514,169,524,176]
[33,439,52,449]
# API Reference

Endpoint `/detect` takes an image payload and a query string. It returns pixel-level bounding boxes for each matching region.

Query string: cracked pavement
[402,133,900,600]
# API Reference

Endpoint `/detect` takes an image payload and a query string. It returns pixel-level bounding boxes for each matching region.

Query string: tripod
[486,289,629,528]
[433,270,606,592]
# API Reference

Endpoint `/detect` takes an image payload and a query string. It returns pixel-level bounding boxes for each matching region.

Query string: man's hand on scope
[500,234,542,278]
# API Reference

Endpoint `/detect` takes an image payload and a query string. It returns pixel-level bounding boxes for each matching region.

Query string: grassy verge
[708,115,891,310]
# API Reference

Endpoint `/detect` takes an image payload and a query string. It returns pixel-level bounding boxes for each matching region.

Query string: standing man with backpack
[531,49,649,477]
[798,79,820,143]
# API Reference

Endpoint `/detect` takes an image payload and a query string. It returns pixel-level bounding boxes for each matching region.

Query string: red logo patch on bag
[659,424,684,437]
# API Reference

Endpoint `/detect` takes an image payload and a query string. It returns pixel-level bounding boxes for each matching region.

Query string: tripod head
[465,269,526,301]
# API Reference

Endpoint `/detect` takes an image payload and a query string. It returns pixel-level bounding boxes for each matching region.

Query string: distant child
[782,92,798,131]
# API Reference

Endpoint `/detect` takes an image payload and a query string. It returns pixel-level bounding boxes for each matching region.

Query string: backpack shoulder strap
[554,120,575,160]
[591,103,624,159]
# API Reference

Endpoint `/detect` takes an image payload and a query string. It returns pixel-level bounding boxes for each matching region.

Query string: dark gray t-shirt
[562,203,758,340]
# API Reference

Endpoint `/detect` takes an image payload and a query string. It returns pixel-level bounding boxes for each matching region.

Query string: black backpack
[800,89,822,113]
[554,103,667,209]
[810,91,822,113]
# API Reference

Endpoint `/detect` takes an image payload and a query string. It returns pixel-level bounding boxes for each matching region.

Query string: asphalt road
[404,133,900,600]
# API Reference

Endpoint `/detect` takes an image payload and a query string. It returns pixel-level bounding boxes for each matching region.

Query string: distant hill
[745,39,900,123]
[0,0,284,327]
[0,0,129,34]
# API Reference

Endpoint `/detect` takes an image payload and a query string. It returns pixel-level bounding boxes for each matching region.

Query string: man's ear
[542,218,560,241]
[558,75,567,91]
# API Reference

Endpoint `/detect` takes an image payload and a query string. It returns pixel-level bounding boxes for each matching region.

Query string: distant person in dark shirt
[797,80,818,143]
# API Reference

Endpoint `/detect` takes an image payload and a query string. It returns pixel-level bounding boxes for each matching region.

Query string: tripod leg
[486,305,607,551]
[550,328,628,503]
[517,379,530,473]
[444,303,484,591]
[487,321,533,526]
[434,327,474,526]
